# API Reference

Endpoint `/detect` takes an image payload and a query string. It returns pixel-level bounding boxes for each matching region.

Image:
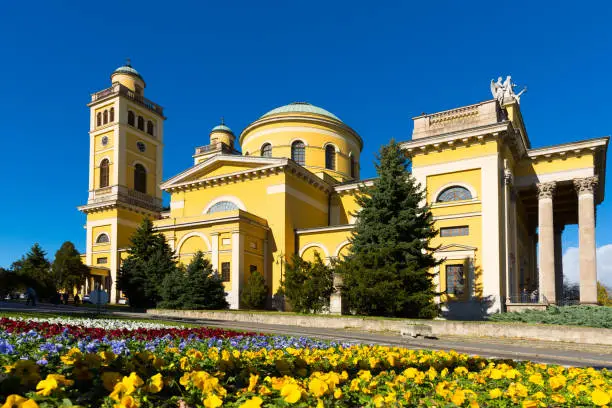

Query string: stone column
[574,177,599,305]
[329,272,343,315]
[210,233,219,273]
[537,182,556,304]
[554,226,564,303]
[229,231,245,310]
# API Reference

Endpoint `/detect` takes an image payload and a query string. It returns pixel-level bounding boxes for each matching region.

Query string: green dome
[212,124,233,134]
[261,102,341,122]
[112,64,143,80]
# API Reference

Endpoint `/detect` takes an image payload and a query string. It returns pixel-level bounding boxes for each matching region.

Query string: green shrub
[489,305,612,328]
[284,253,334,313]
[240,270,268,310]
[597,281,611,306]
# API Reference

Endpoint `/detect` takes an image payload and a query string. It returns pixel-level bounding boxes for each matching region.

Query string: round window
[101,136,109,146]
[137,141,146,152]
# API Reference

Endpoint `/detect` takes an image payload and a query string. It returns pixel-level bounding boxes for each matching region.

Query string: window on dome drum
[128,111,135,126]
[221,262,230,282]
[325,145,336,170]
[96,112,102,127]
[103,110,108,125]
[109,107,115,123]
[134,164,147,193]
[291,141,305,165]
[350,154,356,178]
[446,264,465,296]
[147,120,154,136]
[96,233,110,244]
[437,186,472,202]
[207,201,239,214]
[440,226,469,237]
[137,116,144,131]
[99,159,110,188]
[249,265,257,273]
[261,143,272,157]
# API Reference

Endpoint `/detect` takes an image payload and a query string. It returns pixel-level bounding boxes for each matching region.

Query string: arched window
[207,201,239,214]
[96,233,110,244]
[291,141,305,166]
[146,120,154,136]
[103,110,108,124]
[134,164,147,193]
[261,143,272,157]
[325,145,336,170]
[109,107,115,122]
[350,154,356,178]
[137,116,144,131]
[128,111,135,126]
[99,159,109,188]
[96,112,102,127]
[437,186,472,202]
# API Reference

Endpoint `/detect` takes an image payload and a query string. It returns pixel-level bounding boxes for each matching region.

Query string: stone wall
[147,309,612,346]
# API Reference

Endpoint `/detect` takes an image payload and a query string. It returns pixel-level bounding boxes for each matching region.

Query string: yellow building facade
[79,66,608,315]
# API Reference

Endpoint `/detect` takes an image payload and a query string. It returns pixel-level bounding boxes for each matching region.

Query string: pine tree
[240,270,268,310]
[182,251,228,310]
[159,265,187,309]
[52,241,90,292]
[337,140,440,318]
[12,243,55,299]
[118,218,177,308]
[284,253,335,313]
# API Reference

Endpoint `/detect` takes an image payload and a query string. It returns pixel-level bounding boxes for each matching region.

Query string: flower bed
[1,318,611,407]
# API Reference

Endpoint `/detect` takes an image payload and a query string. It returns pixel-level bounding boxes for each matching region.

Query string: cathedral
[78,64,608,315]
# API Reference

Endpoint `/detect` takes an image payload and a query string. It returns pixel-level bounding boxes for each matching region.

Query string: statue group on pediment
[490,76,527,105]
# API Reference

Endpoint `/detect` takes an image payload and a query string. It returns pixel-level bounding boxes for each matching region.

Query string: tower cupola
[110,59,145,95]
[210,119,235,149]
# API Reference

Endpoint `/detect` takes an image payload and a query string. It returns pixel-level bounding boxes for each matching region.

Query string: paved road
[2,301,612,369]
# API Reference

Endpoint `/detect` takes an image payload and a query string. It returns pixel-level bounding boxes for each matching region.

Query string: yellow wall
[515,154,594,177]
[426,168,481,203]
[412,140,498,168]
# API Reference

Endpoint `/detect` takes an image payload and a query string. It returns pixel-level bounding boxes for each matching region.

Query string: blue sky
[0,1,611,284]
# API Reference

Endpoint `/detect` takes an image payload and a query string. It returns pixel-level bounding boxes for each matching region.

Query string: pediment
[435,243,478,253]
[161,154,287,190]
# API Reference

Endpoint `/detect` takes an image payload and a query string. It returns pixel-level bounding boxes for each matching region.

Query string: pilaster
[574,176,598,305]
[229,231,245,309]
[211,233,219,272]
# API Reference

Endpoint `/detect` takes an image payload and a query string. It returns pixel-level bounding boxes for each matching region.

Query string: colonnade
[536,176,598,304]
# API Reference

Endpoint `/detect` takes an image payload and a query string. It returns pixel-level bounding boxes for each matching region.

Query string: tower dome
[110,60,146,92]
[210,119,235,148]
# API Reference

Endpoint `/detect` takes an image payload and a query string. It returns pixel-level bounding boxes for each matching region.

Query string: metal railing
[91,83,164,116]
[90,187,162,211]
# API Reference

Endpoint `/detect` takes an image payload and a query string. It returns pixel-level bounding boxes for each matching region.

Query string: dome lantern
[110,59,146,94]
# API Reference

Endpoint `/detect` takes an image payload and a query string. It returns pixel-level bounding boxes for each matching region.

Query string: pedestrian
[62,292,69,305]
[74,294,80,306]
[25,287,36,307]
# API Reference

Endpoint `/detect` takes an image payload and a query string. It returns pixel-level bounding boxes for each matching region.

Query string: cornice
[400,122,511,154]
[527,137,609,159]
[154,211,270,232]
[240,114,364,151]
[77,200,161,216]
[333,178,376,194]
[295,224,355,235]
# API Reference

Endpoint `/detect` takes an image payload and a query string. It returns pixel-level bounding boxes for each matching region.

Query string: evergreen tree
[118,218,177,308]
[182,251,228,310]
[159,265,188,309]
[52,241,90,292]
[337,140,440,318]
[12,243,55,299]
[284,253,335,313]
[240,270,268,310]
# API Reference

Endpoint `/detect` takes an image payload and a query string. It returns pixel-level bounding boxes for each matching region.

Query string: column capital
[573,176,598,196]
[536,182,556,200]
[210,232,220,237]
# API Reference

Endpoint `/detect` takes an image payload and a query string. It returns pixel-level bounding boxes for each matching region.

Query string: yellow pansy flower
[551,394,566,403]
[308,377,328,397]
[113,395,139,408]
[280,383,301,403]
[239,396,263,408]
[451,389,466,406]
[528,373,544,386]
[248,374,259,392]
[548,374,566,390]
[147,373,163,393]
[203,394,223,408]
[372,395,385,407]
[334,388,343,399]
[489,369,503,380]
[1,395,39,408]
[592,389,611,406]
[521,400,537,408]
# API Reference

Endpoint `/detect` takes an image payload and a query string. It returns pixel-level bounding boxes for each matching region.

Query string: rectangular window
[446,264,465,296]
[96,257,108,264]
[249,241,257,249]
[440,226,469,237]
[249,265,257,273]
[221,262,230,282]
[222,238,231,246]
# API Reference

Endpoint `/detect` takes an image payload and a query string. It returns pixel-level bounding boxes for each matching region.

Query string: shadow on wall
[441,270,495,320]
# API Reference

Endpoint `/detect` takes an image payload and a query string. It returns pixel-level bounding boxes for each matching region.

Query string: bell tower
[78,61,165,303]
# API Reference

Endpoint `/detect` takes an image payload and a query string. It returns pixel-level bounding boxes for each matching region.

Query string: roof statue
[490,76,527,105]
